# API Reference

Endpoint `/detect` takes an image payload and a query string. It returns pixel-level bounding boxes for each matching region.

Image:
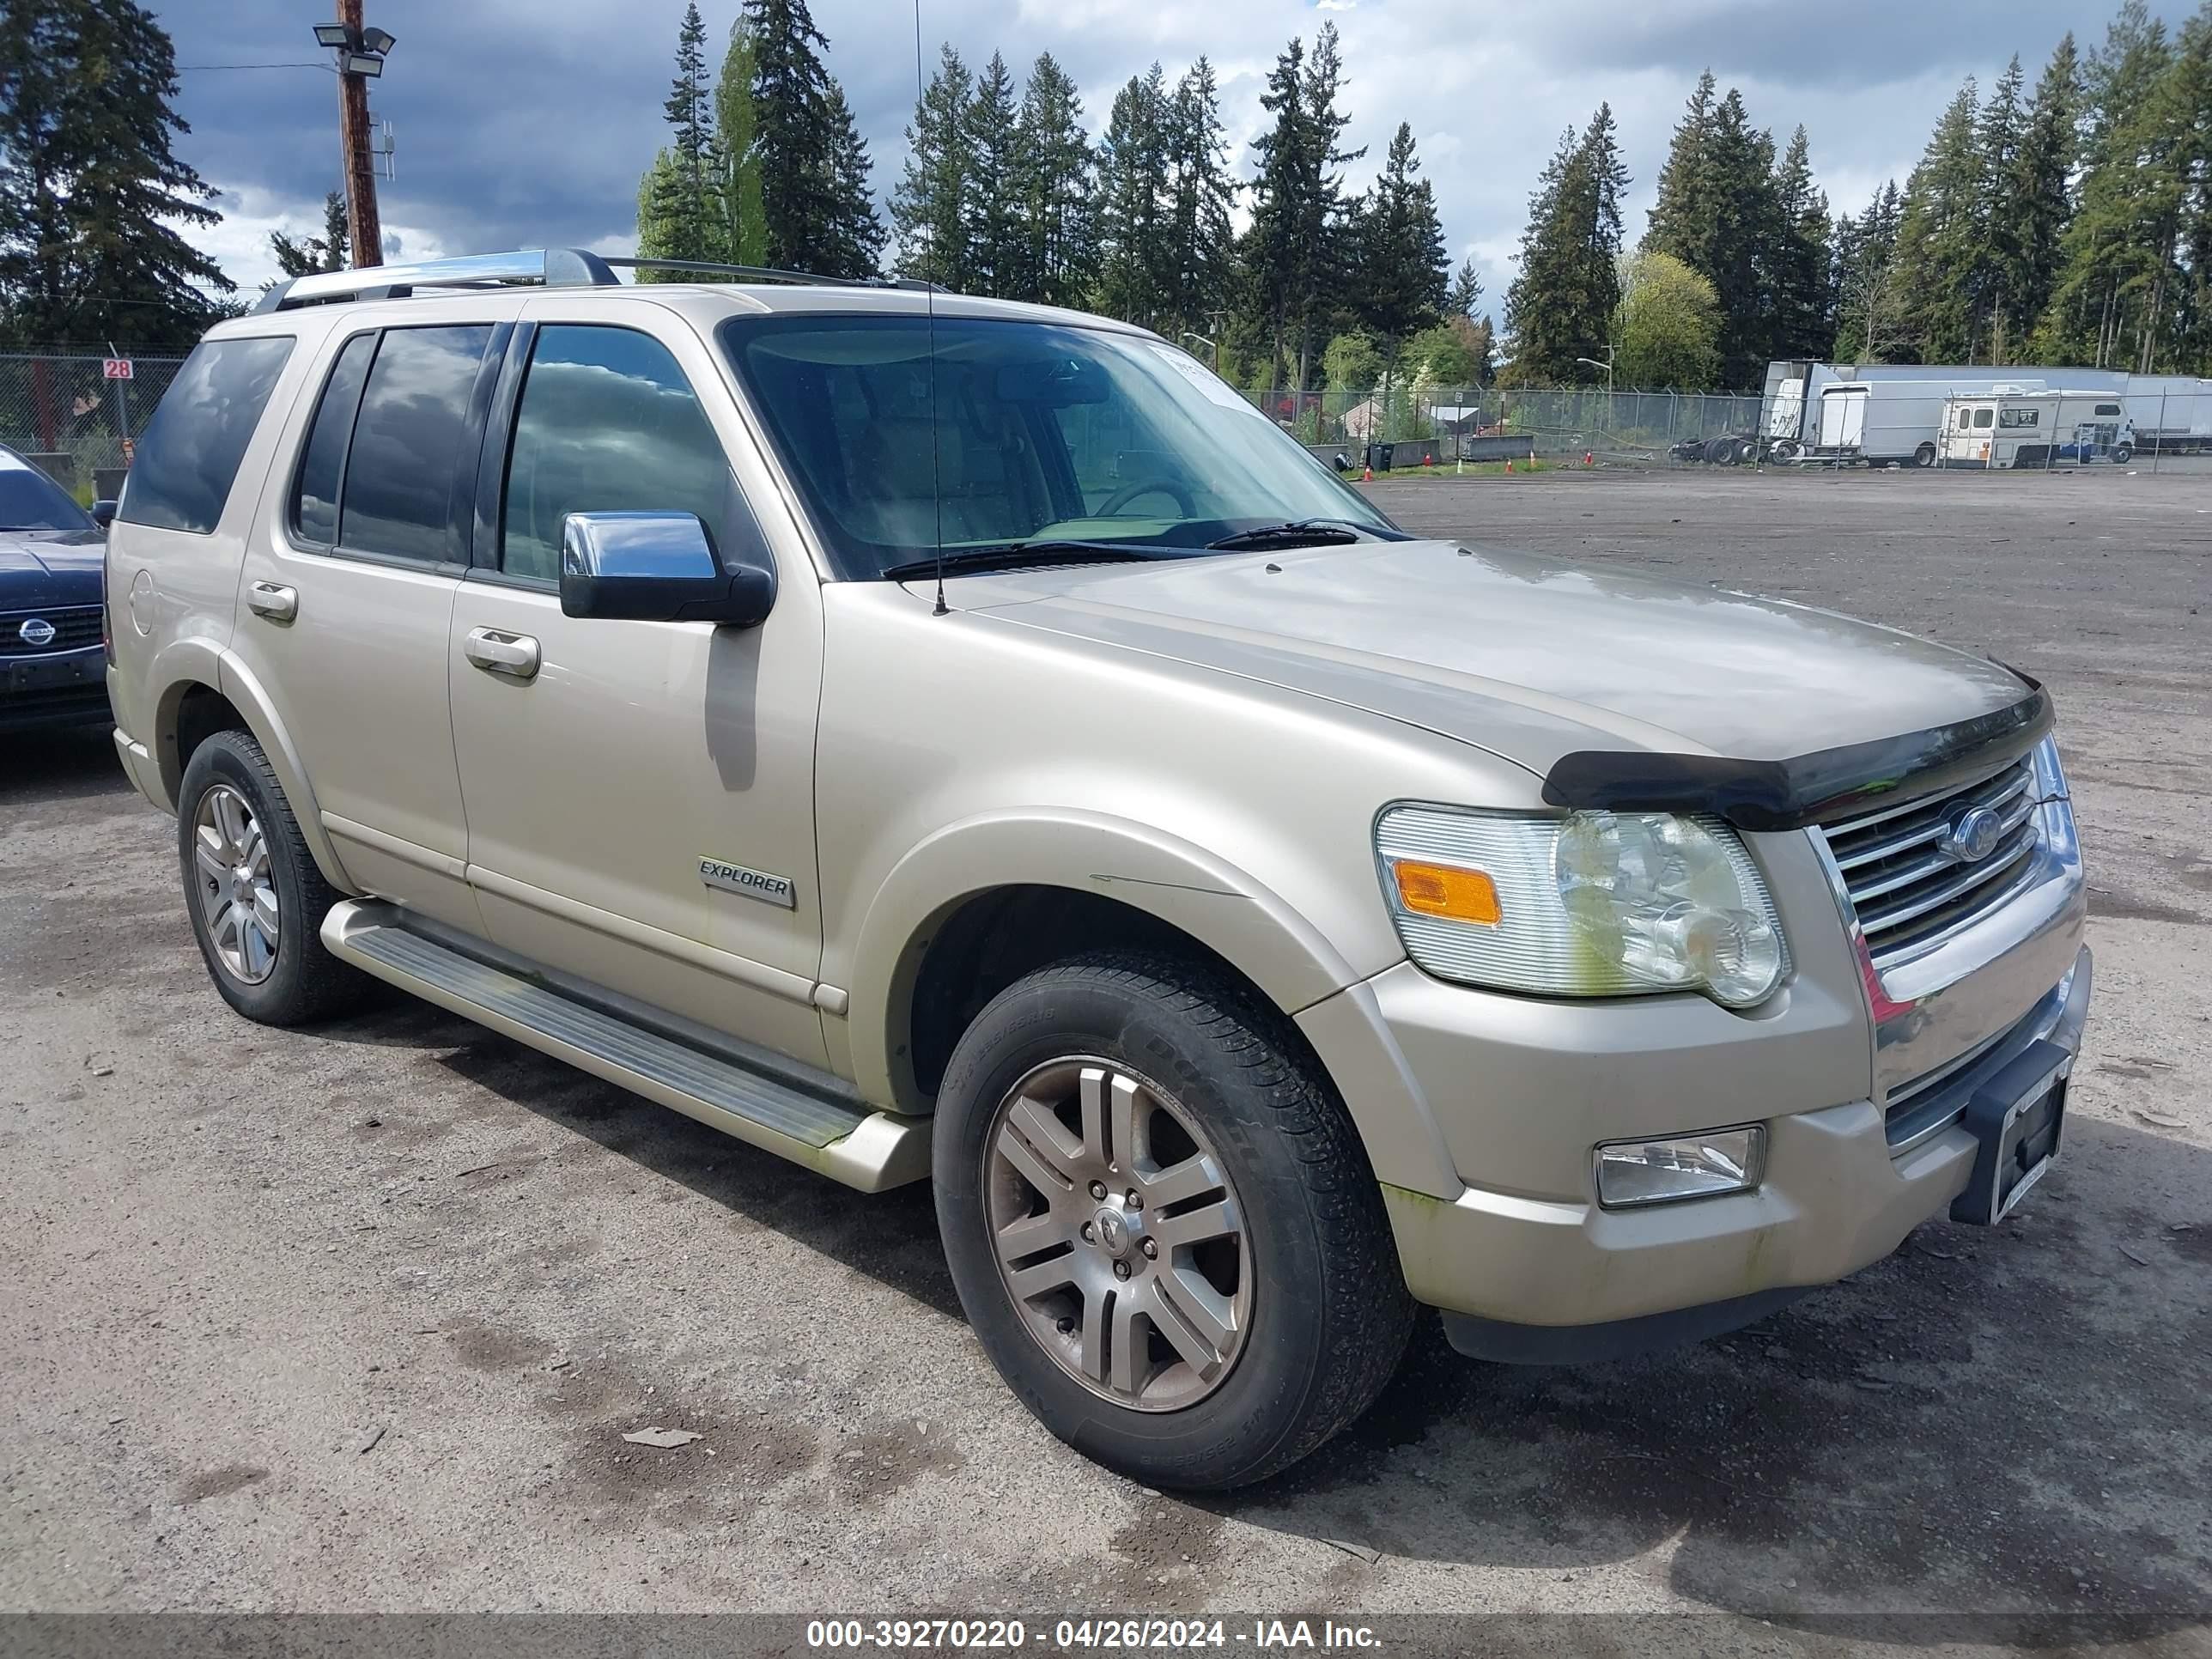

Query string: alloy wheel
[192,782,279,985]
[984,1059,1252,1412]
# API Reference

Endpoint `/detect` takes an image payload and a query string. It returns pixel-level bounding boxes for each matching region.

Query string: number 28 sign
[102,358,133,380]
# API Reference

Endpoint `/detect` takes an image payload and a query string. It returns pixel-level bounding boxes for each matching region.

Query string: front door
[232,312,514,931]
[446,312,830,1066]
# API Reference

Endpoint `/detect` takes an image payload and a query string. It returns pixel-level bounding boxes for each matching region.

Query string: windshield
[719,313,1399,580]
[0,452,94,532]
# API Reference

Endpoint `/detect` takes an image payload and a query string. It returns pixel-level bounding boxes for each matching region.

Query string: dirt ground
[3,464,2208,1643]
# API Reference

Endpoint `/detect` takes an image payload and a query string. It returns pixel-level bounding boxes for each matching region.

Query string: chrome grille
[1820,756,2042,968]
[0,605,103,657]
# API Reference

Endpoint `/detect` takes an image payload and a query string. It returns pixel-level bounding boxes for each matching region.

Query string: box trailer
[1936,389,2135,467]
[1762,362,2212,466]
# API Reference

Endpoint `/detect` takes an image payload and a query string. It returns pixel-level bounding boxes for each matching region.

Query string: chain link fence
[0,349,189,500]
[1242,384,1769,465]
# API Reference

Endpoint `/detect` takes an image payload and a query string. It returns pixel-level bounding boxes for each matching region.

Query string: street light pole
[319,1,394,269]
[1180,331,1220,374]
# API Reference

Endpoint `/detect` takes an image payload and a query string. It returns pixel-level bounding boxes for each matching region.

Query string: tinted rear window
[0,453,94,531]
[338,325,494,563]
[118,336,294,534]
[291,331,377,547]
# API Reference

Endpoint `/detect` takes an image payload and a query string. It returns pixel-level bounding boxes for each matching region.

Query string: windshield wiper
[878,541,1185,581]
[1205,519,1371,551]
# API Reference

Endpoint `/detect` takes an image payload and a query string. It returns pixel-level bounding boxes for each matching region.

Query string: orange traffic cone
[1422,452,1433,467]
[1504,459,1513,473]
[1583,451,1594,467]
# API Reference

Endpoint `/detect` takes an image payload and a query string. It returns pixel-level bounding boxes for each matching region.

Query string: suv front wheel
[933,952,1412,1489]
[178,729,368,1025]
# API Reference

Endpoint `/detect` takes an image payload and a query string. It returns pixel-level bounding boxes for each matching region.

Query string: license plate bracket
[1949,1038,2069,1226]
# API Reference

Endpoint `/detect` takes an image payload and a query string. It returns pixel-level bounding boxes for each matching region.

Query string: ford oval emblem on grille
[1942,805,2004,863]
[18,617,56,648]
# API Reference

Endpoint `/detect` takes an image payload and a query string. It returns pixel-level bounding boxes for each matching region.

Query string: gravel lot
[3,464,2208,1640]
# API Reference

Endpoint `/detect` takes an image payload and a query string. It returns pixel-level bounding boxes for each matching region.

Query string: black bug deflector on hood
[1540,674,2053,833]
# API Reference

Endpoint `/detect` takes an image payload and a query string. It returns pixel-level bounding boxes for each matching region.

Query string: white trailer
[1936,389,2136,467]
[1763,361,2212,466]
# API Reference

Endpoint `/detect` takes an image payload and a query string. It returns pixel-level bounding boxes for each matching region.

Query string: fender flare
[844,807,1361,1115]
[149,639,356,894]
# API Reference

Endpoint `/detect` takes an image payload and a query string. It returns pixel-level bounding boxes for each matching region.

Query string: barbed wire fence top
[0,349,189,498]
[1238,384,1771,461]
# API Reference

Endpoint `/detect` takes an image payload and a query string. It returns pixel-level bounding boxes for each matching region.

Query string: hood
[954,539,2036,781]
[0,528,105,612]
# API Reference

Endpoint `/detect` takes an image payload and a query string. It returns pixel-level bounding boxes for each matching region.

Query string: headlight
[1375,805,1790,1008]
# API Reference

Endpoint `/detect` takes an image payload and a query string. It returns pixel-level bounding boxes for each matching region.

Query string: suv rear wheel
[933,952,1412,1489]
[179,729,369,1025]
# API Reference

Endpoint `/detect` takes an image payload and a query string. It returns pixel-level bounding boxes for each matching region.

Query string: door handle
[464,627,541,680]
[246,581,297,622]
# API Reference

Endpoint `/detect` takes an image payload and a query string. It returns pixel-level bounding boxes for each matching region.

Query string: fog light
[1594,1126,1765,1208]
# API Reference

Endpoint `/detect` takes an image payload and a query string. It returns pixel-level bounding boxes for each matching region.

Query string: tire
[933,951,1413,1490]
[1735,437,1759,465]
[1913,442,1937,468]
[1703,435,1735,464]
[178,728,369,1025]
[2112,446,2133,465]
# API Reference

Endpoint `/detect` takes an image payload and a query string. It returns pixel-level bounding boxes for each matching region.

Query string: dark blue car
[0,445,112,733]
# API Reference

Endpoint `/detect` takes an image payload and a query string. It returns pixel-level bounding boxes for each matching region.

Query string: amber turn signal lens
[1391,860,1502,924]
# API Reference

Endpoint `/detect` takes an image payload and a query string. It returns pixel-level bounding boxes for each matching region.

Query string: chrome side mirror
[558,510,775,627]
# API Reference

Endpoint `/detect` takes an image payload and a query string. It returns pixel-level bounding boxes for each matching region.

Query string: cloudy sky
[155,0,2189,304]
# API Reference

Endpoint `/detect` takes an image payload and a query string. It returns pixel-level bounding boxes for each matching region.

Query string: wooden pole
[337,0,383,268]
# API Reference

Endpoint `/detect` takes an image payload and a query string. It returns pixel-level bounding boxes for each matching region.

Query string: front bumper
[1364,944,2092,1360]
[0,644,110,732]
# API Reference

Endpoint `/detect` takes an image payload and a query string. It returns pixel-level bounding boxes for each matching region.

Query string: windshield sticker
[1146,343,1266,419]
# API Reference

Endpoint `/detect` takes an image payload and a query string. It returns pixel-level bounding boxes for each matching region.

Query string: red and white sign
[102,358,133,380]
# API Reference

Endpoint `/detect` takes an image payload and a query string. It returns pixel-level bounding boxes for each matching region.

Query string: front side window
[1954,409,1972,430]
[500,325,760,583]
[339,324,495,563]
[1972,408,1994,429]
[118,335,294,535]
[720,313,1398,580]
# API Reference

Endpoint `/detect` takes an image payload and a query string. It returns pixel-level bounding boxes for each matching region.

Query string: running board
[321,900,928,1191]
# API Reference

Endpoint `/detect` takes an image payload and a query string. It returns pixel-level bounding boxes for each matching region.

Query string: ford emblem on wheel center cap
[18,617,56,647]
[1942,805,2005,863]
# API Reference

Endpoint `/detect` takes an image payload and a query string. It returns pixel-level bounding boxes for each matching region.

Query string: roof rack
[254,248,937,313]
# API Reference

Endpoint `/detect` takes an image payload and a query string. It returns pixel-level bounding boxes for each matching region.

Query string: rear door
[1819,386,1866,449]
[231,302,517,929]
[446,304,830,1065]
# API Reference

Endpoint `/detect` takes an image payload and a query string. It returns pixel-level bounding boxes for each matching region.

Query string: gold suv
[106,251,2089,1489]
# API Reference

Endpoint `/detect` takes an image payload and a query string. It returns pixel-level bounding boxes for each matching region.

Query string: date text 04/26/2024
[804,1620,1384,1650]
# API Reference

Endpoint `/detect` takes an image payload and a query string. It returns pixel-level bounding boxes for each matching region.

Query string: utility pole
[316,4,397,268]
[337,1,381,267]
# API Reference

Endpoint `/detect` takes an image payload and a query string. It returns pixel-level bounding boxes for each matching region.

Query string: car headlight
[1374,805,1790,1008]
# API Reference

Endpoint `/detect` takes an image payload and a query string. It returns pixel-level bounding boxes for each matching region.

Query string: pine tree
[1643,76,1786,383]
[1769,127,1831,360]
[1240,24,1362,387]
[716,18,768,266]
[2007,34,2078,356]
[817,82,885,280]
[965,52,1021,298]
[2039,3,2177,366]
[1354,122,1449,357]
[1891,79,1984,362]
[1095,66,1173,325]
[742,0,877,276]
[1012,53,1094,308]
[1972,55,2027,361]
[892,46,974,288]
[1830,181,1908,362]
[636,2,721,273]
[0,0,233,344]
[1164,58,1237,338]
[270,191,348,278]
[1503,106,1627,385]
[1446,258,1482,321]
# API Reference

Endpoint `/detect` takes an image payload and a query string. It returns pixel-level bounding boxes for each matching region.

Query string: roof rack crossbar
[255,247,940,313]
